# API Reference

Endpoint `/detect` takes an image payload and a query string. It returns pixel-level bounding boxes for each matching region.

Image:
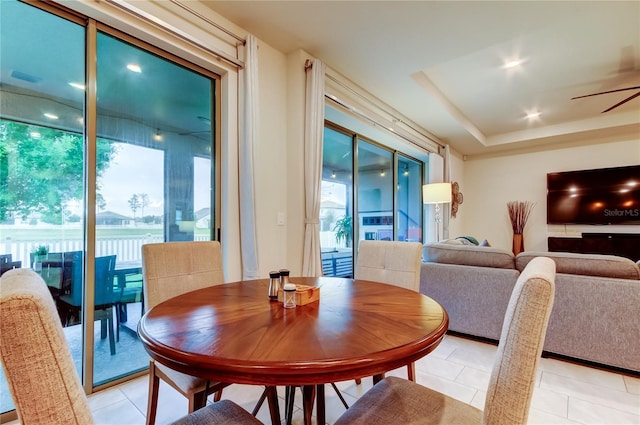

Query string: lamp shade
[423,183,452,204]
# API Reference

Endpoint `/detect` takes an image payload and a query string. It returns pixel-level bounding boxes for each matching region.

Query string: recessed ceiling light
[153,129,163,141]
[127,64,142,73]
[503,59,524,69]
[44,113,59,119]
[68,82,85,90]
[526,112,541,119]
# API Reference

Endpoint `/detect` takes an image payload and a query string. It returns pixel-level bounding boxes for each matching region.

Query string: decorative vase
[512,234,524,255]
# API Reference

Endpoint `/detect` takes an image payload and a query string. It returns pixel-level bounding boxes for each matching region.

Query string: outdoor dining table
[137,276,449,425]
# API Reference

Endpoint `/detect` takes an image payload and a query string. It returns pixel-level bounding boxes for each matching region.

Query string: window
[0,0,220,411]
[320,126,354,277]
[397,155,424,243]
[320,123,425,278]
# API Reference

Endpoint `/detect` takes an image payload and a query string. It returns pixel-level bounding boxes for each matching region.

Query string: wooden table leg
[407,362,416,382]
[302,385,316,425]
[265,386,281,425]
[372,373,385,385]
[316,384,326,425]
[285,386,295,425]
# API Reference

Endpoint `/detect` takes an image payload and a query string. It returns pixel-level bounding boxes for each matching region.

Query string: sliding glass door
[0,0,219,412]
[0,1,86,413]
[357,140,394,243]
[397,155,424,243]
[320,123,425,278]
[92,31,216,385]
[320,126,354,277]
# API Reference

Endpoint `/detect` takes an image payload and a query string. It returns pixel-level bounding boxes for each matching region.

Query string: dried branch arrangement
[507,201,535,234]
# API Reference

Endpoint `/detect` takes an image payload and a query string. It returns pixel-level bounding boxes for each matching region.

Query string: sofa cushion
[423,243,515,269]
[516,251,640,280]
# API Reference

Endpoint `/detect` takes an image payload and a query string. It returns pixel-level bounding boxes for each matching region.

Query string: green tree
[138,193,149,218]
[128,194,141,220]
[96,193,107,212]
[0,120,117,223]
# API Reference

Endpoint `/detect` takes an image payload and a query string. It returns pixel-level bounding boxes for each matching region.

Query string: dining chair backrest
[0,269,95,424]
[354,240,423,291]
[94,255,117,306]
[0,254,21,277]
[142,241,225,311]
[483,256,556,424]
[60,251,82,303]
[63,252,117,307]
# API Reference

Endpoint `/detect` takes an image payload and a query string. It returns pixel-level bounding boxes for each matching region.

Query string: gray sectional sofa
[420,242,640,373]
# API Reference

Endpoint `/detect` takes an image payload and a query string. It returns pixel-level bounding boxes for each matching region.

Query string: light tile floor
[10,334,640,424]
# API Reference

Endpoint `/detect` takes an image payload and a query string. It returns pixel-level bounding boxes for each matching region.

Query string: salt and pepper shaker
[268,271,280,301]
[269,269,295,307]
[279,269,290,288]
[283,283,297,308]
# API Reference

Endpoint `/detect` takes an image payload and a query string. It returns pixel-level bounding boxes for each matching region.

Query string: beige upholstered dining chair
[355,239,423,291]
[142,241,230,425]
[0,268,260,425]
[334,256,556,425]
[354,239,423,381]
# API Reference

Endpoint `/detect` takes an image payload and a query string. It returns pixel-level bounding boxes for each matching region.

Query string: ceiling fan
[571,85,640,113]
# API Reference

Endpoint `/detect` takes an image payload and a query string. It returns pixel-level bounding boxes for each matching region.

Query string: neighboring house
[96,211,132,226]
[320,200,345,232]
[195,207,210,229]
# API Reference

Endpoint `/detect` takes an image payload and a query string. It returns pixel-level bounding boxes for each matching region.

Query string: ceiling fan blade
[601,90,640,113]
[571,85,640,100]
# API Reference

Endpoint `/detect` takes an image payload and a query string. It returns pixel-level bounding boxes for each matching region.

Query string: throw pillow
[441,238,463,245]
[456,236,479,245]
[479,239,491,247]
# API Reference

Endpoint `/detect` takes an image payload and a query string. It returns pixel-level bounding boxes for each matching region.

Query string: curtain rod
[325,94,440,154]
[169,0,246,45]
[106,0,244,69]
[324,73,444,150]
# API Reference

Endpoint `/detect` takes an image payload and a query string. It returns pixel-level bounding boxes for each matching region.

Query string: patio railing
[1,234,210,267]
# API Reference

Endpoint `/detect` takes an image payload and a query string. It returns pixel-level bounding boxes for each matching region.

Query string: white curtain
[301,59,326,276]
[239,35,259,279]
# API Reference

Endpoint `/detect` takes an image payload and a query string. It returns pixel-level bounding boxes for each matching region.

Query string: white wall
[252,41,290,276]
[285,50,309,276]
[446,149,466,239]
[66,0,639,275]
[460,137,640,252]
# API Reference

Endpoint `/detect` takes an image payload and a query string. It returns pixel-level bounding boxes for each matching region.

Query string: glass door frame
[324,121,426,271]
[85,22,222,392]
[4,1,222,397]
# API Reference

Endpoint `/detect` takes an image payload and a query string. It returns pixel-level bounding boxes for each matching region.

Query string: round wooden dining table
[138,276,448,424]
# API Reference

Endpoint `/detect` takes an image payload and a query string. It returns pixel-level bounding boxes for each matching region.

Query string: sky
[66,143,211,218]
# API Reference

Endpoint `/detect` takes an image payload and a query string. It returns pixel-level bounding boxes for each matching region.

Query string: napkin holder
[277,283,320,305]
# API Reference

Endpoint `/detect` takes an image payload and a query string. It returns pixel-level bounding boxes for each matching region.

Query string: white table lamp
[423,183,452,241]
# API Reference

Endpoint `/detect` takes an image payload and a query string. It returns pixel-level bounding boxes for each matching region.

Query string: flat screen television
[547,165,640,225]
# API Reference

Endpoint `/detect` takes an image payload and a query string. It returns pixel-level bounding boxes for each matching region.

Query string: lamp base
[434,203,441,242]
